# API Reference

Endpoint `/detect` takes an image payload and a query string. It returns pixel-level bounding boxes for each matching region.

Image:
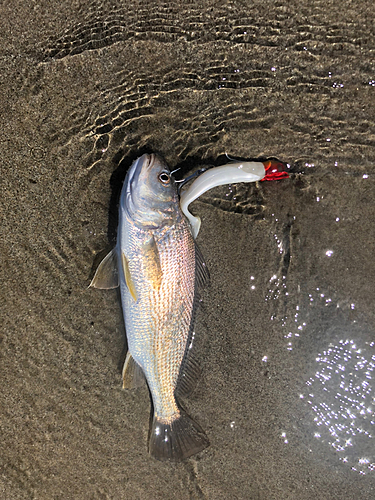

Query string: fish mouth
[123,154,155,217]
[128,154,154,187]
[128,154,154,193]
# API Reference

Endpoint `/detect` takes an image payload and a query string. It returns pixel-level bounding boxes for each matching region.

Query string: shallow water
[1,0,375,498]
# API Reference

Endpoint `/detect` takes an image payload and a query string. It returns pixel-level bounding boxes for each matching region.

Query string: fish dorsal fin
[175,242,209,397]
[141,236,162,291]
[175,354,202,398]
[194,242,210,290]
[89,248,119,289]
[122,351,147,389]
[121,252,138,301]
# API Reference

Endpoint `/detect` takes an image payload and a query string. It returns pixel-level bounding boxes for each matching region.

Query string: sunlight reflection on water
[265,215,375,475]
[303,339,375,475]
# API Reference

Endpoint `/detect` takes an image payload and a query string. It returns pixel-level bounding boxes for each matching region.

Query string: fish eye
[158,172,170,185]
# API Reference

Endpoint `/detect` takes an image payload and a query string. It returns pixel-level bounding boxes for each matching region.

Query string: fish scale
[134,222,196,421]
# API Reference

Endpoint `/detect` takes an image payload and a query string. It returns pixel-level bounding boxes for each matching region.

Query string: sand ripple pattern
[23,0,374,176]
[40,2,371,62]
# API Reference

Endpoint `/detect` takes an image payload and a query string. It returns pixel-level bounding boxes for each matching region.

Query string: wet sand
[1,1,375,498]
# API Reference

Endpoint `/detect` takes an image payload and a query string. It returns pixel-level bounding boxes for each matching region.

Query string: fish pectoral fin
[89,248,119,289]
[122,352,146,389]
[141,236,162,291]
[121,252,138,301]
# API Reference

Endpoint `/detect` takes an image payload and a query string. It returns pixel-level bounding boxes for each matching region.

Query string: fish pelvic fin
[149,409,209,461]
[121,252,138,301]
[122,352,146,389]
[89,248,119,289]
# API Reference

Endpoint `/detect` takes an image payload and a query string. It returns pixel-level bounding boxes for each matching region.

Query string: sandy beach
[1,0,375,498]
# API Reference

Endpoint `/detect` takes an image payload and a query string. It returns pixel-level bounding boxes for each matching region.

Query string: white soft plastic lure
[180,159,289,238]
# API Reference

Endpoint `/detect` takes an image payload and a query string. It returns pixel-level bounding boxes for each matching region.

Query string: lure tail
[261,159,289,181]
[149,409,209,461]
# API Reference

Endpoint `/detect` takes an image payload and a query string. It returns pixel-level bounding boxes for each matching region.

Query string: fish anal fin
[141,236,162,291]
[149,408,209,461]
[89,248,119,289]
[122,352,146,389]
[121,252,138,301]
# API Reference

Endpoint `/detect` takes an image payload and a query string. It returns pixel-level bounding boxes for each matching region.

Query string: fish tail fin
[149,409,209,461]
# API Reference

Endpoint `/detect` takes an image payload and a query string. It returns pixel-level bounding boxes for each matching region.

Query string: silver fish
[90,153,209,460]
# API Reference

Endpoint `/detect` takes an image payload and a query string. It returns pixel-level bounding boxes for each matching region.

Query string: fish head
[121,154,179,229]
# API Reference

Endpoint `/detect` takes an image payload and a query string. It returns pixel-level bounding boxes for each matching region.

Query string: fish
[90,153,210,461]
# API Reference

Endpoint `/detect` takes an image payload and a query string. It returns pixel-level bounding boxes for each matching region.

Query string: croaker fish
[90,153,209,461]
